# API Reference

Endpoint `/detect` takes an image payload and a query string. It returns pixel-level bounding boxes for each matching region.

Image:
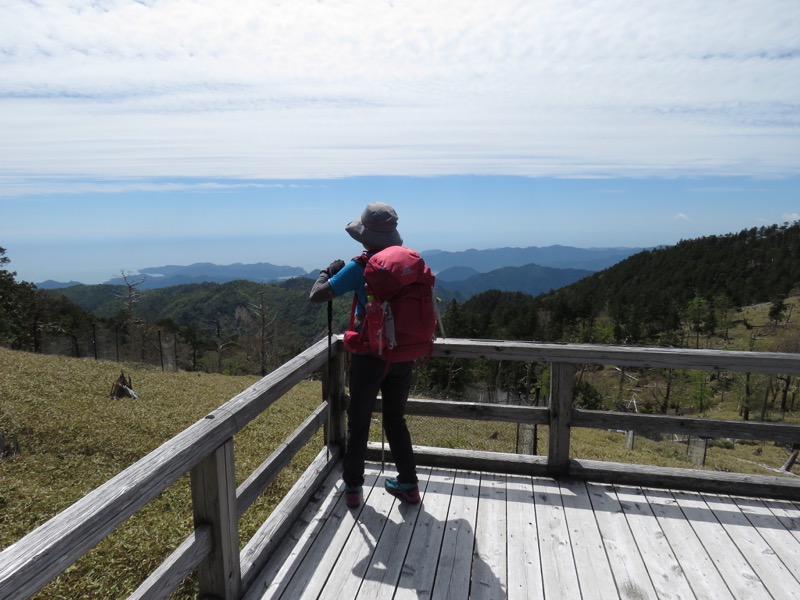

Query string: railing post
[548,362,576,477]
[190,438,241,599]
[323,344,348,451]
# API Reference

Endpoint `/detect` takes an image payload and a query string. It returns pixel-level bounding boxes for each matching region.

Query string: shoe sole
[385,487,420,504]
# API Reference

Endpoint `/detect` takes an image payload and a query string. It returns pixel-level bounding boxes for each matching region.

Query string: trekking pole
[434,291,447,338]
[326,300,333,462]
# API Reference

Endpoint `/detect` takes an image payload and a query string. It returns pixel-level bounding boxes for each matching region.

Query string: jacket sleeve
[309,271,337,303]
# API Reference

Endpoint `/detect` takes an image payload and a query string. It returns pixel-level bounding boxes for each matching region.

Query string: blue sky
[1,1,799,284]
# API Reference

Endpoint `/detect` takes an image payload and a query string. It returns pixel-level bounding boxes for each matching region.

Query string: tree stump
[110,371,140,400]
[1,432,21,457]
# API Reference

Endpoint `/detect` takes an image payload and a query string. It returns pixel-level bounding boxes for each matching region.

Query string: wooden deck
[244,463,800,600]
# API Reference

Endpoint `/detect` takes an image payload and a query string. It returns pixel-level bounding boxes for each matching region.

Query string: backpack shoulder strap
[347,253,369,331]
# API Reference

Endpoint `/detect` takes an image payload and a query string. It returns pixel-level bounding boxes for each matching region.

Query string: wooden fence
[1,338,799,599]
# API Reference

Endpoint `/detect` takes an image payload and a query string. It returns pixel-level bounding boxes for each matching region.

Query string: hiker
[309,202,421,509]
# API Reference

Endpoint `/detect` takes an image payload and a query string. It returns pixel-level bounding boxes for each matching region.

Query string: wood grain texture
[191,439,241,599]
[245,464,800,600]
[432,338,800,375]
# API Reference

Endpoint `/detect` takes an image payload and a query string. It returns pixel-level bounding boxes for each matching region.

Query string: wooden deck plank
[276,471,380,599]
[355,469,431,600]
[641,488,734,600]
[506,474,544,600]
[394,468,457,600]
[671,490,772,600]
[472,473,507,600]
[762,498,800,543]
[614,486,696,600]
[431,470,481,600]
[319,472,399,600]
[586,482,658,600]
[733,495,800,582]
[533,477,582,599]
[701,492,800,599]
[559,479,619,600]
[245,463,800,600]
[242,467,344,600]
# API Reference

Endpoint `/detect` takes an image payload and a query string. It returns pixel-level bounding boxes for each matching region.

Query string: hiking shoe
[344,485,363,509]
[385,478,420,504]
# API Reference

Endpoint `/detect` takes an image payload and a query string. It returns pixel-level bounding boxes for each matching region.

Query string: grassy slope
[0,349,323,599]
[1,297,798,597]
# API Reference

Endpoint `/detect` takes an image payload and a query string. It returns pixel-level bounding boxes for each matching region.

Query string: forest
[1,221,799,417]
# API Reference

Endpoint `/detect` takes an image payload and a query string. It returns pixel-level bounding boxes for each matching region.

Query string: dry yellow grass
[0,347,323,599]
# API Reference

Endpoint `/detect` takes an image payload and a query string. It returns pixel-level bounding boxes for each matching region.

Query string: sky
[1,1,799,284]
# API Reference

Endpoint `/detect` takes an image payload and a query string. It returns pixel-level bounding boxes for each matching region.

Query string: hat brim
[345,219,403,248]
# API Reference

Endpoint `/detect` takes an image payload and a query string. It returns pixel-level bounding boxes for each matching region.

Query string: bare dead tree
[249,287,278,376]
[115,271,147,325]
[212,317,237,374]
[113,271,147,361]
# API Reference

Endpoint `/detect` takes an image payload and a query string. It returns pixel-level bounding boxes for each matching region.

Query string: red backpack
[343,246,437,362]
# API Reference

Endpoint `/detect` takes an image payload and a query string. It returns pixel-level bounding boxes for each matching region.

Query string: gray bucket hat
[345,202,403,248]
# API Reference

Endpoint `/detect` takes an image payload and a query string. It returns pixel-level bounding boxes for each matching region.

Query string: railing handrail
[1,337,798,599]
[432,338,800,375]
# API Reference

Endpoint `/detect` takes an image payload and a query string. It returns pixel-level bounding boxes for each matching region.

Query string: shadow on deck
[246,463,800,600]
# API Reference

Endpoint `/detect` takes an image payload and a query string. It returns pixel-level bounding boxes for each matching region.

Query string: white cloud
[0,176,306,198]
[675,213,690,221]
[1,0,799,188]
[784,213,800,222]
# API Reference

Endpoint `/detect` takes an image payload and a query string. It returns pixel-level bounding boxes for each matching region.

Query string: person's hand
[326,259,345,276]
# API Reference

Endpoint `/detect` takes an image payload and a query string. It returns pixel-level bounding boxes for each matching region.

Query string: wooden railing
[1,338,799,599]
[399,339,800,500]
[0,337,349,600]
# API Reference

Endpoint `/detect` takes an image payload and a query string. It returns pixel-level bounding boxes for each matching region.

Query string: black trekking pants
[342,353,417,488]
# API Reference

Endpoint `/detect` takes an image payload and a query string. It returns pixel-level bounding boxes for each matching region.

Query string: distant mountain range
[36,245,647,298]
[420,245,645,273]
[437,263,594,297]
[38,262,308,291]
[37,280,84,289]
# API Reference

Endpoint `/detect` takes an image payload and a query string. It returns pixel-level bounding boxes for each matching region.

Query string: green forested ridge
[421,223,799,418]
[0,248,342,373]
[1,221,799,374]
[440,221,800,346]
[52,276,351,374]
[533,221,800,344]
